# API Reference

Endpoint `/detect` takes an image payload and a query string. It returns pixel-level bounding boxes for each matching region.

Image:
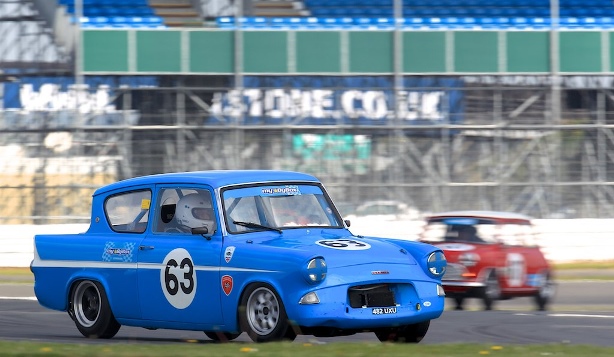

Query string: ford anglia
[31,170,446,343]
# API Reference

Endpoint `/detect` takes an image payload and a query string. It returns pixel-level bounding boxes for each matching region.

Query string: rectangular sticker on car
[372,307,397,315]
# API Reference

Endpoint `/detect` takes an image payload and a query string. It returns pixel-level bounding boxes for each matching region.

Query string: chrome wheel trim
[485,274,500,299]
[246,287,280,336]
[538,273,555,299]
[73,281,101,328]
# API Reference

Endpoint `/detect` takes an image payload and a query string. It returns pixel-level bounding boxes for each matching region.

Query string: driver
[174,192,215,233]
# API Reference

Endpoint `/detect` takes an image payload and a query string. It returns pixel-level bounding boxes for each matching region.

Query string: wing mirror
[191,226,213,240]
[344,219,351,227]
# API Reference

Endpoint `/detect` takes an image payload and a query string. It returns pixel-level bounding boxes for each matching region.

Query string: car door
[500,222,549,292]
[137,185,224,325]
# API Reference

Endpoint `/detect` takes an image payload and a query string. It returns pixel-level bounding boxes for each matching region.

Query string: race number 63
[160,248,197,309]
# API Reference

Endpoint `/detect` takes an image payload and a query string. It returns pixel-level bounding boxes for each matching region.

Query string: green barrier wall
[82,29,613,75]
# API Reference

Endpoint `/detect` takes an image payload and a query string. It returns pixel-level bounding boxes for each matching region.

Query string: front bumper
[288,280,445,330]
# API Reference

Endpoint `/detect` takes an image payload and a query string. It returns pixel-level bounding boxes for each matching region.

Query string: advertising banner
[2,76,463,127]
[1,76,158,129]
[209,76,464,126]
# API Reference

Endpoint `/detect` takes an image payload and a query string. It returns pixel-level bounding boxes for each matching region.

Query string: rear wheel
[481,271,500,311]
[69,280,120,338]
[204,331,241,342]
[239,284,296,343]
[375,320,430,343]
[453,296,465,310]
[534,271,556,311]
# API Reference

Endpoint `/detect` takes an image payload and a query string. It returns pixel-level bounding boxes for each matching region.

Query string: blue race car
[31,170,446,343]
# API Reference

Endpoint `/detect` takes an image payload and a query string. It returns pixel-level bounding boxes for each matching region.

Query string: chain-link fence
[3,81,614,223]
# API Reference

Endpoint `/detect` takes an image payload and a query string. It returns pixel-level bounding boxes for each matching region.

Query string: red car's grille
[442,263,468,281]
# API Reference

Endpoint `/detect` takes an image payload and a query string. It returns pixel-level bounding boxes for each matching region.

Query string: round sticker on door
[506,252,526,287]
[160,248,197,309]
[316,239,371,250]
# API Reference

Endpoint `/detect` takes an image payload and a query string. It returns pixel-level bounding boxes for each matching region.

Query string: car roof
[426,210,533,224]
[93,170,320,196]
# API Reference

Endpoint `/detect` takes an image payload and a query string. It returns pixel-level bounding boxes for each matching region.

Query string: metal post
[73,0,86,168]
[177,78,186,172]
[550,0,561,214]
[233,0,244,170]
[393,0,405,201]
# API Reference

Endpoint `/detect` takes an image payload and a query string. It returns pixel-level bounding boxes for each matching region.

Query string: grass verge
[0,341,613,357]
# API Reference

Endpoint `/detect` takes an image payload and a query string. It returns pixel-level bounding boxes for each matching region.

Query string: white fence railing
[2,219,613,267]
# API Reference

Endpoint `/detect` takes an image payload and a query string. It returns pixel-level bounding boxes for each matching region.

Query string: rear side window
[105,190,151,233]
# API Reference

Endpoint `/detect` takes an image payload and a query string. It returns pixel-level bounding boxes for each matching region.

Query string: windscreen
[422,217,536,246]
[222,184,343,233]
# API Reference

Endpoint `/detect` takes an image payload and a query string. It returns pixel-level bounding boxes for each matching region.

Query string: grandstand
[3,0,614,223]
[45,0,614,30]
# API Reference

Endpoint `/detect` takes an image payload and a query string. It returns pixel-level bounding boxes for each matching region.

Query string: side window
[156,188,216,234]
[105,190,151,233]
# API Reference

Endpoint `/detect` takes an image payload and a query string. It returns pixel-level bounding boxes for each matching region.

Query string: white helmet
[175,193,214,230]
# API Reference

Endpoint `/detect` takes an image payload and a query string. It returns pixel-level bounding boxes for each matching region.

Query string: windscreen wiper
[233,221,282,234]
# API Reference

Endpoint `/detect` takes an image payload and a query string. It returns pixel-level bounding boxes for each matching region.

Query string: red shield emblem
[221,275,233,296]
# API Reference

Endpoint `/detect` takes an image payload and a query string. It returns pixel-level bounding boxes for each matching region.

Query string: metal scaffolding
[3,0,614,223]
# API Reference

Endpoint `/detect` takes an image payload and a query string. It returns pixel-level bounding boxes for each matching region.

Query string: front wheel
[481,271,500,311]
[239,284,296,343]
[375,320,430,343]
[69,280,120,338]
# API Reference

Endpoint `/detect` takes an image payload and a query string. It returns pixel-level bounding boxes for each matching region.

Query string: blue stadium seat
[309,8,330,17]
[595,17,614,28]
[401,17,426,29]
[476,17,509,29]
[510,17,530,29]
[216,17,235,28]
[559,17,580,28]
[241,17,269,28]
[527,17,550,28]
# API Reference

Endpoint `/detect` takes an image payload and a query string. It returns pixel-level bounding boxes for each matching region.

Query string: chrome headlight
[459,252,480,267]
[303,257,327,284]
[427,251,447,277]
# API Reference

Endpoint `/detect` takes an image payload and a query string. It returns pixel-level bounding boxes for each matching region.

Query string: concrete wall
[2,219,613,267]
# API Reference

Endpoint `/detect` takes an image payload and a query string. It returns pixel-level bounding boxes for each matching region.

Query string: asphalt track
[1,280,613,346]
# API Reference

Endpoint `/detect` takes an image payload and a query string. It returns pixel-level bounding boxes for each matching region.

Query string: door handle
[139,245,155,250]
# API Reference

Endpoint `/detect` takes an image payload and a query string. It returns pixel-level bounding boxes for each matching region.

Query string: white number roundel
[316,239,371,250]
[160,248,197,309]
[506,252,526,287]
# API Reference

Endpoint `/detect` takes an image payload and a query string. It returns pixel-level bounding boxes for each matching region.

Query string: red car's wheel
[481,271,500,310]
[534,270,556,311]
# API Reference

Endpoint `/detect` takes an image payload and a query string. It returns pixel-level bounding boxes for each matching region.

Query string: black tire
[239,284,296,343]
[204,331,241,342]
[453,296,465,310]
[69,280,120,339]
[375,320,430,343]
[534,271,556,311]
[481,271,500,311]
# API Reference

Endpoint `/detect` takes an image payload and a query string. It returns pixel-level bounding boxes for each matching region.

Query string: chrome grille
[442,263,468,281]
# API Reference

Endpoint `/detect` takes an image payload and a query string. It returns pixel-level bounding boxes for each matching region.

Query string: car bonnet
[260,232,419,268]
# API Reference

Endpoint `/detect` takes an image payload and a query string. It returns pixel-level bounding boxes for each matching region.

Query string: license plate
[372,307,397,315]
